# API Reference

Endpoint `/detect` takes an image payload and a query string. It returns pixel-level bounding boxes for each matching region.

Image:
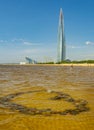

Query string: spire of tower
[59,8,63,25]
[60,8,63,19]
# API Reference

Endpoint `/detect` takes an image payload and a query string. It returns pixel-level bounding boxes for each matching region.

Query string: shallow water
[0,65,94,130]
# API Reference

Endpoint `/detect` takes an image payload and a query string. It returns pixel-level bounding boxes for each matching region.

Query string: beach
[0,65,94,130]
[18,63,94,67]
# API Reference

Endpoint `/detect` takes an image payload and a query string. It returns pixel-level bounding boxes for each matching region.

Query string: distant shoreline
[0,63,94,67]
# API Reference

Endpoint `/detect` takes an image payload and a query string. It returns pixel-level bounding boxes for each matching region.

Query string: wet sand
[0,65,94,130]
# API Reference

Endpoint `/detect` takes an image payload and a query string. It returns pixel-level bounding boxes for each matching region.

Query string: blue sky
[0,0,94,63]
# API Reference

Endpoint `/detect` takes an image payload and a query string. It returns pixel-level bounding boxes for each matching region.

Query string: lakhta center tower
[57,8,66,62]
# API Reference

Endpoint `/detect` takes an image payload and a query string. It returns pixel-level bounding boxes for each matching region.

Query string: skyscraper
[57,8,66,62]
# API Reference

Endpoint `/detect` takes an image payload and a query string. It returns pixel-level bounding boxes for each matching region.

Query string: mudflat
[0,65,94,130]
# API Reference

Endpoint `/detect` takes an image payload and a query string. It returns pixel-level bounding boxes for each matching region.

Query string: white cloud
[11,38,42,46]
[0,38,55,47]
[0,40,4,42]
[0,40,7,43]
[85,41,94,45]
[0,38,42,46]
[67,45,84,49]
[0,38,24,44]
[23,41,42,46]
[23,41,32,45]
[11,38,24,42]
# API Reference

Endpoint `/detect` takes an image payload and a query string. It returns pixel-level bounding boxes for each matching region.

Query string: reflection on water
[0,65,94,130]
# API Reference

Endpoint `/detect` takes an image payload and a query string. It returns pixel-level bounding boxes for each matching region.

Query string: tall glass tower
[57,8,66,62]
